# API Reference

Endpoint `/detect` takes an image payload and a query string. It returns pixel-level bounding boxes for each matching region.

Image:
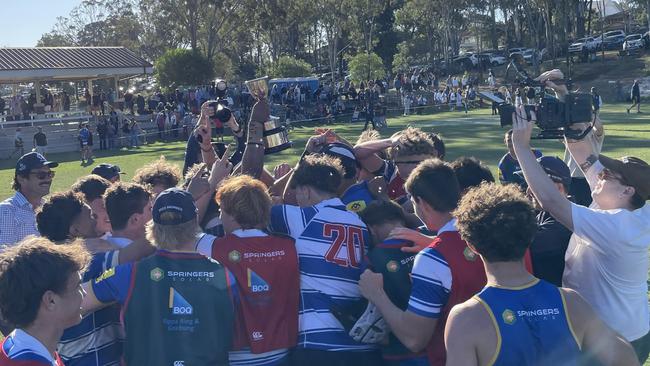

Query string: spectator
[627,79,641,113]
[359,159,486,365]
[592,86,602,117]
[498,129,542,185]
[97,118,108,151]
[0,152,58,248]
[132,156,182,197]
[32,127,48,157]
[445,183,639,366]
[0,237,89,366]
[78,123,91,163]
[81,188,234,365]
[10,128,24,159]
[512,108,650,363]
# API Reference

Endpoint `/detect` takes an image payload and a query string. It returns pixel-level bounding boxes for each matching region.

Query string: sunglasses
[598,169,626,185]
[395,160,421,166]
[29,171,55,180]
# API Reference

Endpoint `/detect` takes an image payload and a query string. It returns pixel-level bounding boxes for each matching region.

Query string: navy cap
[152,188,197,225]
[92,163,125,180]
[321,143,358,179]
[514,156,571,187]
[16,152,58,173]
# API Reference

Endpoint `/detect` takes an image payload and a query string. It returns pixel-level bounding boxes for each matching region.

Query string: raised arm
[353,137,395,174]
[511,107,573,230]
[239,100,268,179]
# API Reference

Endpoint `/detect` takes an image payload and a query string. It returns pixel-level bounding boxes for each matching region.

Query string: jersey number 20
[322,223,364,268]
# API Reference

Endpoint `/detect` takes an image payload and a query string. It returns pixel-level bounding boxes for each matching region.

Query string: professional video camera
[481,61,593,139]
[207,79,232,123]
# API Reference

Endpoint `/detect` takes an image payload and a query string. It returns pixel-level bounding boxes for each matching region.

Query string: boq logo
[247,268,271,293]
[169,287,193,315]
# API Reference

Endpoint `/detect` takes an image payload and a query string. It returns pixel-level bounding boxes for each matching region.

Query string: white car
[508,47,527,58]
[568,37,598,53]
[489,54,507,65]
[623,34,644,51]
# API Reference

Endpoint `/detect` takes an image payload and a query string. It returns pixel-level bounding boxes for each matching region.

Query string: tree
[347,52,385,82]
[155,49,214,89]
[265,56,312,78]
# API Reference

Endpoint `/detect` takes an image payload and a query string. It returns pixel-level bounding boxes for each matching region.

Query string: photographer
[511,71,650,363]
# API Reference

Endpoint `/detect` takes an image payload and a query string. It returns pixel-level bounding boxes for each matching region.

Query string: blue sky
[0,0,80,47]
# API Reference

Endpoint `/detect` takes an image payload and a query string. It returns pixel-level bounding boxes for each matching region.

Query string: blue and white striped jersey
[58,250,124,366]
[269,198,374,351]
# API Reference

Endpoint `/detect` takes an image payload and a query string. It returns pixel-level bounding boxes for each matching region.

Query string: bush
[155,49,214,89]
[266,56,312,78]
[348,52,386,82]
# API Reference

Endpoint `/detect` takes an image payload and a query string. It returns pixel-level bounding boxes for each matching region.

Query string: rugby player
[446,183,639,366]
[81,188,234,365]
[359,159,486,365]
[0,237,89,366]
[196,175,298,366]
[269,154,382,365]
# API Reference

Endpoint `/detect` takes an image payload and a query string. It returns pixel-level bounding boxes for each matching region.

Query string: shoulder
[448,297,486,326]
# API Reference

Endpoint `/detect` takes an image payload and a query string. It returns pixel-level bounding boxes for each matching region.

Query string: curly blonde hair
[133,156,182,191]
[389,127,438,160]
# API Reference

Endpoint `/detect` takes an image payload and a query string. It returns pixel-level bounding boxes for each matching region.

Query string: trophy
[245,76,292,154]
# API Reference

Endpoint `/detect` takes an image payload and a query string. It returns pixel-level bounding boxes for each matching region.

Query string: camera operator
[511,71,650,363]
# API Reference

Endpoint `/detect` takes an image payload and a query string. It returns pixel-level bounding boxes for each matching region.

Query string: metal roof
[0,47,152,71]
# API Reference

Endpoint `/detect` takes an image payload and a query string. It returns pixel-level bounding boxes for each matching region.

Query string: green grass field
[1,103,649,200]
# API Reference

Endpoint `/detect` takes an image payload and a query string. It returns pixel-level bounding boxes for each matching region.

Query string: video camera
[481,62,593,139]
[207,79,232,123]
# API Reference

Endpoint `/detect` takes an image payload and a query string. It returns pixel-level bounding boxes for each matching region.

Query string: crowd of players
[0,70,649,366]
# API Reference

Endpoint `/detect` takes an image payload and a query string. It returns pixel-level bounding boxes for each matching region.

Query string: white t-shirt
[563,161,650,341]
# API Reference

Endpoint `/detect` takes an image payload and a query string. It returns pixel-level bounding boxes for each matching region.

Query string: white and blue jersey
[406,221,454,318]
[269,197,373,351]
[58,250,124,366]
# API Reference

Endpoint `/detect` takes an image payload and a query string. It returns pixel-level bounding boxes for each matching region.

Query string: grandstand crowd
[0,70,649,366]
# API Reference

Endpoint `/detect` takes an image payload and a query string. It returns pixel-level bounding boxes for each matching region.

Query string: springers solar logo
[169,287,193,315]
[502,309,516,325]
[247,268,270,293]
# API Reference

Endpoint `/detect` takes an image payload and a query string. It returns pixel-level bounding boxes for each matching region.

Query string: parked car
[623,34,644,52]
[452,53,478,69]
[602,30,626,50]
[568,37,599,53]
[508,47,527,58]
[522,49,538,64]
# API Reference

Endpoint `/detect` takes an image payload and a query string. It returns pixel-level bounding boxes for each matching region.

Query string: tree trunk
[490,4,498,50]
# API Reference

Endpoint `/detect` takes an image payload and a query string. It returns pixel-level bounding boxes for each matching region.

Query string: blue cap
[92,163,124,180]
[15,152,58,174]
[152,188,197,225]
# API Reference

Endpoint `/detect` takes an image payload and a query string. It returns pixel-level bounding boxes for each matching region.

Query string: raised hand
[273,163,292,180]
[209,145,233,188]
[186,163,210,200]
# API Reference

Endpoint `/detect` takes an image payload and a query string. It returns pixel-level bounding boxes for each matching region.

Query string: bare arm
[445,304,480,366]
[562,289,640,366]
[353,138,394,174]
[240,101,267,179]
[512,108,573,230]
[116,238,155,265]
[81,282,111,315]
[359,270,437,352]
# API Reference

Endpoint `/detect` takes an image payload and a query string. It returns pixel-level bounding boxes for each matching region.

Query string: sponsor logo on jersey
[463,246,477,261]
[169,287,193,315]
[502,309,516,325]
[243,250,285,260]
[150,267,164,282]
[166,271,215,282]
[517,308,560,317]
[173,361,185,366]
[346,200,366,213]
[228,250,241,263]
[252,331,264,341]
[247,268,270,293]
[386,260,399,272]
[94,267,115,283]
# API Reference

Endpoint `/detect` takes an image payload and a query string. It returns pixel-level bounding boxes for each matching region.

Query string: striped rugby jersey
[269,198,374,351]
[58,251,124,366]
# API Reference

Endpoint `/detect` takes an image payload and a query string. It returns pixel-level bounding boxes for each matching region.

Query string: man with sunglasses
[0,152,58,249]
[511,84,650,365]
